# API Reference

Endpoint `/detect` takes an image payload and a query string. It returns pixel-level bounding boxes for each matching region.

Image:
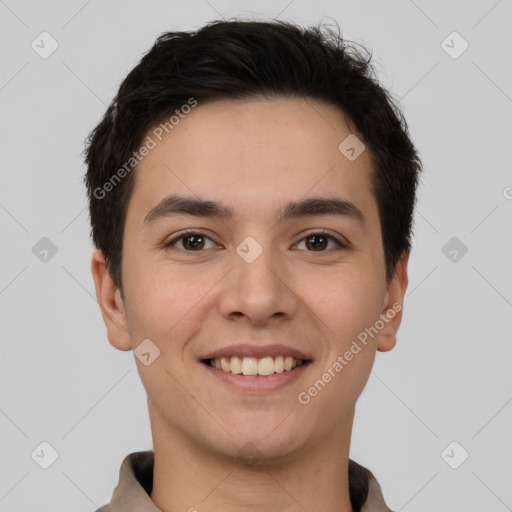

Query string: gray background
[1,1,511,511]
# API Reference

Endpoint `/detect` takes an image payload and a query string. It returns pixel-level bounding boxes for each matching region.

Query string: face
[92,97,408,462]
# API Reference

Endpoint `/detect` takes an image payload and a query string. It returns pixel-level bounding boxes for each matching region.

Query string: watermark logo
[32,237,58,263]
[338,134,366,161]
[31,441,59,469]
[31,31,59,59]
[236,236,263,264]
[441,31,469,59]
[134,338,161,366]
[236,442,263,465]
[441,441,469,469]
[442,236,468,263]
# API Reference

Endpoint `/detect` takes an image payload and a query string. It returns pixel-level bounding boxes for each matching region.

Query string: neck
[149,409,354,512]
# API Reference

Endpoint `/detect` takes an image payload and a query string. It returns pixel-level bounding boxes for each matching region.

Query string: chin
[206,421,308,465]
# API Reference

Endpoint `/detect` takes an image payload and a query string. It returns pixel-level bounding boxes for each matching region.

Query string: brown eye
[305,234,328,251]
[295,232,346,252]
[165,232,217,251]
[181,234,205,250]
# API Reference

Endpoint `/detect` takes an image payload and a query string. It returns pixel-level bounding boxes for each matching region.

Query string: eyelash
[163,229,348,253]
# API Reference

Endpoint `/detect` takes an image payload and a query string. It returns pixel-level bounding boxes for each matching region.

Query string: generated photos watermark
[93,97,198,200]
[298,301,402,405]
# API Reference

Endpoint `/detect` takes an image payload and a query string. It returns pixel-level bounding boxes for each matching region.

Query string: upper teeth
[209,356,304,376]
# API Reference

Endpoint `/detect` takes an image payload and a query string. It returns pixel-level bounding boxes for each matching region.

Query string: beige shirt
[96,451,393,512]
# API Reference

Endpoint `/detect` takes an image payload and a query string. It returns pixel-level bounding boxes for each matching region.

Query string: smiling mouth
[202,356,310,376]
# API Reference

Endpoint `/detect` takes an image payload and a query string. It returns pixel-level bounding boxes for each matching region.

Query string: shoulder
[349,459,393,512]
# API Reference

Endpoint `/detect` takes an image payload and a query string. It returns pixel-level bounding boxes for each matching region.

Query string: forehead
[128,97,378,228]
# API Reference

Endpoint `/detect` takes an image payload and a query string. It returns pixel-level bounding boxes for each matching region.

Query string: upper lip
[202,344,312,361]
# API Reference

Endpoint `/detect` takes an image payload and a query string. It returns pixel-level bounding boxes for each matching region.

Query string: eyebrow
[143,194,366,227]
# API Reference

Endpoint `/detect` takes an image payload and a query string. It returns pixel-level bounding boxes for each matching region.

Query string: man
[85,18,422,512]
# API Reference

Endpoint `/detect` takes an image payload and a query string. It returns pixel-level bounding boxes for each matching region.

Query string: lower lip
[202,361,312,392]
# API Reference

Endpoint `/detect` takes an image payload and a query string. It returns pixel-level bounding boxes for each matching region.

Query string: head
[85,20,421,461]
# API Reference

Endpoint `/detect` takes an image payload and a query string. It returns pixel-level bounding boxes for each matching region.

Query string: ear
[377,252,409,352]
[90,249,132,351]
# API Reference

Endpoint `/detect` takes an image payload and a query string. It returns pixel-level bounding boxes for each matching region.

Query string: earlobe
[90,249,132,351]
[377,252,409,353]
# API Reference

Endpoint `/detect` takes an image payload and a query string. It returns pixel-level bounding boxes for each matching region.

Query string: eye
[163,229,348,253]
[164,231,218,251]
[294,231,347,252]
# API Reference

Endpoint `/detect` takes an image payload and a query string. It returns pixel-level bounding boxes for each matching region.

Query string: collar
[97,451,393,512]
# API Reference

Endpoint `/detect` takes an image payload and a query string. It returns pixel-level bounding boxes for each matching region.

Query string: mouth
[200,344,313,392]
[202,355,310,376]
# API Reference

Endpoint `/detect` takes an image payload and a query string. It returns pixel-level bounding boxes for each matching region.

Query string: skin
[91,97,408,512]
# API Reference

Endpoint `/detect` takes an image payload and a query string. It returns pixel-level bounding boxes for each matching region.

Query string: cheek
[122,261,220,377]
[311,269,384,335]
[295,343,376,437]
[123,257,198,331]
[307,272,383,403]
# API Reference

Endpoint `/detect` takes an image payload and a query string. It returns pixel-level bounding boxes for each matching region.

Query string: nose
[216,241,299,326]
